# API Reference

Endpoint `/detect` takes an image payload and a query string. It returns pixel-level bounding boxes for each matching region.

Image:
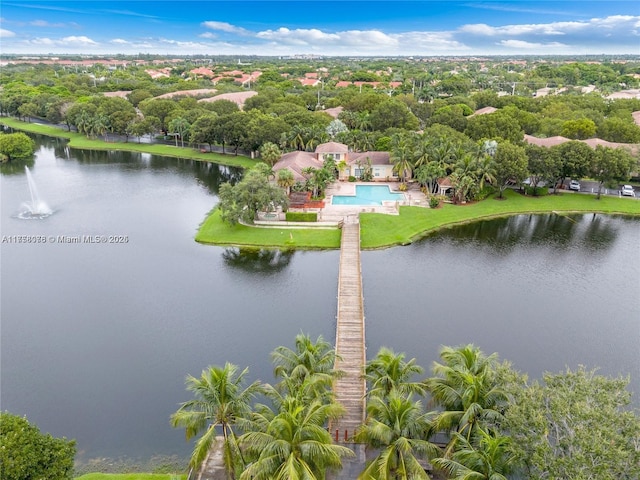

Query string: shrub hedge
[285,212,317,222]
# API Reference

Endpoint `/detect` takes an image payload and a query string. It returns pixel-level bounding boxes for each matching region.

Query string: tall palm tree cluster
[358,344,516,480]
[171,334,353,480]
[172,340,516,480]
[75,110,110,139]
[390,132,497,203]
[280,125,330,152]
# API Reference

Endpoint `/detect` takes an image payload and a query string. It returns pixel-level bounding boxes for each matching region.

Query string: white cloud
[2,13,636,56]
[30,20,67,28]
[393,31,467,51]
[460,15,640,37]
[257,27,340,46]
[498,40,567,49]
[202,21,249,35]
[27,35,99,48]
[61,35,98,46]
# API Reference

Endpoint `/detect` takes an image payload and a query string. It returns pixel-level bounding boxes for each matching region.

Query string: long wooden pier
[330,219,366,443]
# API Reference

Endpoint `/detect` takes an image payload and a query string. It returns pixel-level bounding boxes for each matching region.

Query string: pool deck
[318,181,427,222]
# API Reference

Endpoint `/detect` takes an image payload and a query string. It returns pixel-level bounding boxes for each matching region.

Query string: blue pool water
[332,185,405,205]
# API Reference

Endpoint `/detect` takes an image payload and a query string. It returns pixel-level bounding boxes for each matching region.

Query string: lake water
[1,136,639,467]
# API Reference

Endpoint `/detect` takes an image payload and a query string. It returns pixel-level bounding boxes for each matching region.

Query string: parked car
[621,185,635,197]
[569,180,581,191]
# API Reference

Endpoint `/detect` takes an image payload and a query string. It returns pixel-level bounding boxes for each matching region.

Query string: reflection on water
[427,213,620,254]
[2,133,639,467]
[222,248,295,273]
[0,155,35,175]
[7,133,244,196]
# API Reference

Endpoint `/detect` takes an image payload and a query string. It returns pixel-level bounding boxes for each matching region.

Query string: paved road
[563,180,637,198]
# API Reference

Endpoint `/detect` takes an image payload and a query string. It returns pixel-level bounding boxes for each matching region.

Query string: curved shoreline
[5,119,639,250]
[0,117,258,169]
[198,191,640,250]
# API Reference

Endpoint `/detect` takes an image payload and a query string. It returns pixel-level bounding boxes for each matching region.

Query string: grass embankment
[0,117,257,169]
[76,475,186,480]
[197,189,640,250]
[196,209,342,249]
[360,189,640,248]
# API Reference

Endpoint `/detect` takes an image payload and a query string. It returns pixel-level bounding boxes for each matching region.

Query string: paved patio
[317,181,427,222]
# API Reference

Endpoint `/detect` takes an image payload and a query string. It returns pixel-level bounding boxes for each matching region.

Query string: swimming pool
[331,185,405,205]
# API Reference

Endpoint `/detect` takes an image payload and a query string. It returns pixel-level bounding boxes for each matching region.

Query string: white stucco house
[273,142,396,182]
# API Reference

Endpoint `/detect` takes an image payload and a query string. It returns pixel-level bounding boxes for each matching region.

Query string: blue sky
[1,1,639,56]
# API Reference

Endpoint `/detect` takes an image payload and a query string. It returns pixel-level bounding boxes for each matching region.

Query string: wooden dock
[330,220,366,443]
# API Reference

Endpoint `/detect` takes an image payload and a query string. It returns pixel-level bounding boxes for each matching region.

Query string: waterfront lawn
[0,118,257,169]
[197,190,640,249]
[360,189,640,248]
[196,209,342,249]
[75,475,186,480]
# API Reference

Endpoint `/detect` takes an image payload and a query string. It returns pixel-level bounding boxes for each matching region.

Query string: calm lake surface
[2,136,639,465]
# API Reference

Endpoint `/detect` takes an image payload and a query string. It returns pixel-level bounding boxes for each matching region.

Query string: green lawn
[360,189,640,249]
[197,190,640,250]
[0,117,257,169]
[75,475,186,480]
[196,209,342,249]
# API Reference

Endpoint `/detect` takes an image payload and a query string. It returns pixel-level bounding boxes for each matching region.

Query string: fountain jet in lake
[20,166,52,219]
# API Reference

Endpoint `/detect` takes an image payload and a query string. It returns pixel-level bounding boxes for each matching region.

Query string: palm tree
[169,117,191,147]
[391,135,414,183]
[239,395,354,480]
[88,113,110,140]
[413,138,432,169]
[355,111,372,131]
[276,168,295,195]
[365,347,426,398]
[474,151,497,191]
[171,363,262,477]
[430,139,456,173]
[425,345,508,450]
[259,141,282,167]
[76,110,92,137]
[287,125,307,151]
[415,161,446,195]
[432,428,517,480]
[271,333,342,399]
[356,390,440,480]
[449,171,477,203]
[305,125,329,151]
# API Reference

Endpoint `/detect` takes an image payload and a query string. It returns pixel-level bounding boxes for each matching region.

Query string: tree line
[168,335,640,480]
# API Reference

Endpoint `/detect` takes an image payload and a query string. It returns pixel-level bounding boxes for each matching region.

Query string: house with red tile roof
[300,78,321,87]
[190,67,215,78]
[273,142,395,182]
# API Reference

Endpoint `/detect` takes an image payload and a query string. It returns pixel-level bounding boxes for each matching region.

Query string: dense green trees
[591,145,636,199]
[525,144,561,196]
[170,335,639,480]
[503,366,640,479]
[0,132,35,162]
[0,412,76,480]
[218,164,288,225]
[550,140,594,191]
[493,142,528,198]
[464,111,524,144]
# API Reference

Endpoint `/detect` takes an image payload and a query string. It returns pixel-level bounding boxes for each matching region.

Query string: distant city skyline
[1,1,639,56]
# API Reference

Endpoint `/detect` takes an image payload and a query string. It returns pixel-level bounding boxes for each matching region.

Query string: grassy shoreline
[6,118,638,249]
[0,117,258,169]
[197,190,640,250]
